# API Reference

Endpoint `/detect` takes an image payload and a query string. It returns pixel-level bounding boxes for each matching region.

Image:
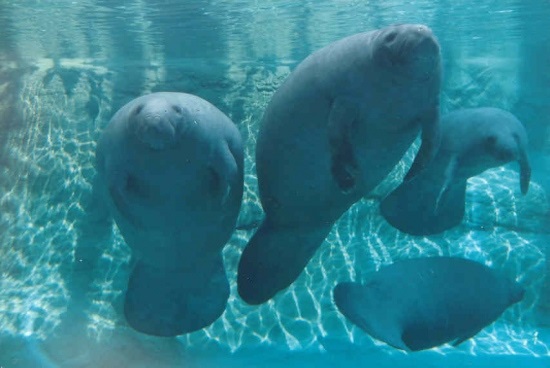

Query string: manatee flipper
[238,218,331,305]
[434,156,458,213]
[124,254,230,337]
[404,106,440,181]
[209,143,239,205]
[517,142,531,195]
[327,98,359,193]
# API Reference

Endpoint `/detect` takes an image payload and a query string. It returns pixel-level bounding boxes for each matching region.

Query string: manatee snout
[131,101,188,150]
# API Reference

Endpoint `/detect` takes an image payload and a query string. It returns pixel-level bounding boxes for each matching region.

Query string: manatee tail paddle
[237,218,331,305]
[380,173,467,236]
[124,254,229,337]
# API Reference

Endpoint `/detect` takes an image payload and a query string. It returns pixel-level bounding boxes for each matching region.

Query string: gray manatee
[238,24,442,304]
[93,92,243,336]
[380,107,531,235]
[333,257,525,351]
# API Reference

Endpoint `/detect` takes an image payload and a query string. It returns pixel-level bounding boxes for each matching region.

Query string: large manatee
[238,24,442,304]
[380,107,531,235]
[333,257,525,351]
[93,92,243,336]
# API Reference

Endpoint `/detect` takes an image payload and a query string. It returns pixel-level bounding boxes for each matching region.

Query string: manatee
[93,92,243,336]
[380,107,531,236]
[238,24,442,304]
[333,257,525,351]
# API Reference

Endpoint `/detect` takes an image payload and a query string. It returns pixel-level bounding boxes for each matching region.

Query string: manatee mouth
[409,47,439,81]
[401,37,440,82]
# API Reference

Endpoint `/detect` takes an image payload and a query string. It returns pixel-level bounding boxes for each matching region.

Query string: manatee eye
[134,104,144,115]
[172,105,182,114]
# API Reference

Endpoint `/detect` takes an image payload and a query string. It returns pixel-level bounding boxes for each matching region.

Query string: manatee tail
[380,173,467,236]
[237,218,330,305]
[124,254,229,337]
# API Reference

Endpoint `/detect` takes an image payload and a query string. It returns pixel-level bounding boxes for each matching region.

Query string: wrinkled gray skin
[334,257,525,352]
[380,107,531,236]
[238,24,442,305]
[93,92,243,336]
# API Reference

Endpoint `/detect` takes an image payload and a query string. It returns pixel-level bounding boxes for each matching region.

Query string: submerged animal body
[333,257,525,351]
[93,92,243,336]
[380,107,531,236]
[237,24,442,305]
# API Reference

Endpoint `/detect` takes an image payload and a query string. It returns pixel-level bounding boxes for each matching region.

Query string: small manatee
[334,257,525,351]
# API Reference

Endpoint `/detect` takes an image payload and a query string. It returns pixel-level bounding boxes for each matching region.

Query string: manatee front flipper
[106,163,158,229]
[404,106,440,181]
[380,164,467,236]
[124,254,229,336]
[328,98,359,193]
[517,142,531,195]
[208,142,241,206]
[434,156,458,213]
[238,219,330,305]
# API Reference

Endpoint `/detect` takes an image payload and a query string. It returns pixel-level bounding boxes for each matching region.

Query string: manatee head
[129,96,190,150]
[487,112,530,194]
[462,108,531,194]
[373,24,441,84]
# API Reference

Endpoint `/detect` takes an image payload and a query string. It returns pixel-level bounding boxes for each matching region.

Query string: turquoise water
[1,0,550,367]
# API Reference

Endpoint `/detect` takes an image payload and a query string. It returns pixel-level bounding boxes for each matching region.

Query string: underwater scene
[1,0,550,367]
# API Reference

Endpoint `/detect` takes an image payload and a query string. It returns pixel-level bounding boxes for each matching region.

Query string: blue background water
[1,0,550,367]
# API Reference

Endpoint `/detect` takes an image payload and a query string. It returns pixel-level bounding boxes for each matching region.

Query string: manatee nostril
[134,104,144,115]
[385,31,397,43]
[172,105,182,114]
